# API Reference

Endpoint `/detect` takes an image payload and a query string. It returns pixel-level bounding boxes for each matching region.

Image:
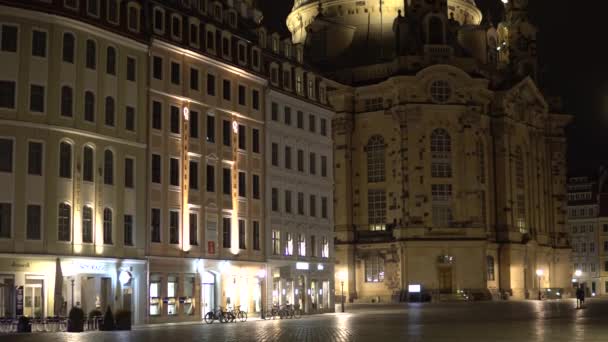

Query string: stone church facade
[287,0,572,301]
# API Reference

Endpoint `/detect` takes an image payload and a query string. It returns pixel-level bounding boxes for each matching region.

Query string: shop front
[0,255,146,324]
[268,261,335,314]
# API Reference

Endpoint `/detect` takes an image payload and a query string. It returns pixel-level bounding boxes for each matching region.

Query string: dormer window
[128,4,140,32]
[228,11,237,28]
[258,30,266,49]
[64,0,78,10]
[308,78,315,99]
[272,37,279,53]
[319,85,327,103]
[252,48,261,70]
[172,15,182,40]
[153,7,165,34]
[214,3,222,21]
[284,41,292,58]
[189,20,199,46]
[270,64,279,85]
[295,73,303,95]
[222,34,231,59]
[283,68,291,90]
[107,0,119,24]
[206,25,215,52]
[87,0,99,17]
[237,42,247,65]
[296,46,303,63]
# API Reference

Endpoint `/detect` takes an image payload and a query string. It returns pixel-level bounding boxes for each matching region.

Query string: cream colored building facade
[0,3,148,323]
[288,0,572,302]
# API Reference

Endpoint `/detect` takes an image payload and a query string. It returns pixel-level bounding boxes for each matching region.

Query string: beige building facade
[287,0,573,302]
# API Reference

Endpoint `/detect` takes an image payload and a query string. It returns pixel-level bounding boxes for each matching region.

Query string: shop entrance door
[0,276,15,317]
[24,280,43,318]
[438,267,453,294]
[201,272,215,315]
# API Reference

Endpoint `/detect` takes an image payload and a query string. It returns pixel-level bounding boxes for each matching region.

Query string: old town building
[287,0,572,301]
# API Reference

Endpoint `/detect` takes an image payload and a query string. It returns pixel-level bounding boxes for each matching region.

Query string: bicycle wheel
[238,311,247,322]
[293,309,302,319]
[204,312,214,324]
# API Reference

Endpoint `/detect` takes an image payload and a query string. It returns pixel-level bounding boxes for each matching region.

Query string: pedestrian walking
[580,286,586,308]
[576,286,584,309]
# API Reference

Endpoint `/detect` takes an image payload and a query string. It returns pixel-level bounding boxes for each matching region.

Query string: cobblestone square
[4,299,608,342]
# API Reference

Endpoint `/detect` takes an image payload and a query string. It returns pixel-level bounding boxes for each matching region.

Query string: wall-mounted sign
[408,284,421,293]
[296,262,309,270]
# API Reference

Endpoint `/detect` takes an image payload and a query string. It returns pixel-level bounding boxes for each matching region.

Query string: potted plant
[114,310,132,330]
[67,307,85,332]
[100,306,115,331]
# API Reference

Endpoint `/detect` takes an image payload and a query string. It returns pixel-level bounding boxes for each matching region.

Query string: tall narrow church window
[432,184,452,227]
[366,135,385,183]
[477,140,485,184]
[431,129,452,178]
[514,146,526,233]
[368,189,386,231]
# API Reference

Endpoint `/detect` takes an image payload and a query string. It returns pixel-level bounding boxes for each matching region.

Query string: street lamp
[536,269,544,301]
[338,270,347,313]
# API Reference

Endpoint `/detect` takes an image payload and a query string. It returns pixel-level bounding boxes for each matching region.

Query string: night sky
[258,0,607,176]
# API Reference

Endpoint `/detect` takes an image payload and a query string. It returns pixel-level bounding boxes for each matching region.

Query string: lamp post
[338,270,347,313]
[536,269,544,301]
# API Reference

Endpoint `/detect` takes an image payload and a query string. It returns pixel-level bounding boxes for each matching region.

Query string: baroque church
[286,0,572,301]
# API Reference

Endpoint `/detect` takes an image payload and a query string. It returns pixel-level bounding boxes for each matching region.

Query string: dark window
[321,118,328,136]
[105,96,115,126]
[170,158,179,186]
[206,115,215,142]
[271,102,278,121]
[321,155,328,177]
[206,164,215,192]
[190,68,199,90]
[222,80,231,101]
[61,86,73,117]
[285,146,292,169]
[151,154,161,183]
[238,44,245,62]
[104,150,114,185]
[169,211,179,244]
[152,101,162,130]
[238,124,246,150]
[252,128,260,153]
[322,197,328,218]
[297,149,304,172]
[222,120,231,146]
[271,143,278,166]
[283,70,291,88]
[151,208,161,243]
[127,57,136,81]
[271,188,279,211]
[309,153,316,175]
[172,16,181,38]
[429,17,444,44]
[170,106,180,134]
[190,110,199,138]
[252,49,259,68]
[297,111,304,129]
[28,141,43,176]
[309,114,316,133]
[128,6,138,31]
[253,221,260,251]
[238,85,246,106]
[82,206,93,243]
[26,205,41,240]
[0,139,12,173]
[207,74,216,95]
[86,40,96,69]
[106,46,116,75]
[206,30,214,50]
[124,215,133,246]
[32,30,46,57]
[29,84,44,113]
[222,37,229,56]
[84,91,95,122]
[310,195,316,217]
[238,219,246,249]
[189,213,198,245]
[285,190,292,213]
[222,217,231,248]
[189,161,198,190]
[0,81,16,109]
[298,192,304,215]
[190,24,198,44]
[57,203,70,241]
[171,62,180,85]
[153,56,162,80]
[153,9,164,31]
[107,0,118,22]
[87,0,99,16]
[238,171,246,197]
[125,158,134,188]
[1,25,17,52]
[253,174,260,199]
[222,168,231,195]
[126,106,135,131]
[284,107,292,125]
[83,146,94,182]
[62,33,74,63]
[252,90,260,110]
[103,208,113,245]
[59,142,71,178]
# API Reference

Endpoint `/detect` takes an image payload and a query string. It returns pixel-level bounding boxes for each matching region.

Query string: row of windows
[571,241,596,254]
[0,201,133,245]
[270,143,329,177]
[150,209,260,251]
[150,154,261,199]
[568,192,593,202]
[571,224,597,234]
[151,56,260,110]
[270,230,330,258]
[568,207,596,218]
[151,101,260,152]
[0,138,134,187]
[271,188,329,219]
[573,263,599,274]
[270,102,328,136]
[58,0,142,32]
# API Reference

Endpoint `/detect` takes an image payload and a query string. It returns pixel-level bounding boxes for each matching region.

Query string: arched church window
[428,16,444,45]
[487,256,495,281]
[514,146,526,233]
[431,129,451,178]
[366,135,385,183]
[515,147,524,188]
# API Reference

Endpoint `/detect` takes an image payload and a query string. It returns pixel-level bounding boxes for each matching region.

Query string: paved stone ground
[4,298,608,341]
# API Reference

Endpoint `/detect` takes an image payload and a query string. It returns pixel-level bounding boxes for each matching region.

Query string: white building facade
[265,89,335,313]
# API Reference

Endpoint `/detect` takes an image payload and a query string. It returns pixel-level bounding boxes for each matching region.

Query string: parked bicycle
[229,306,247,322]
[204,307,227,324]
[286,304,302,319]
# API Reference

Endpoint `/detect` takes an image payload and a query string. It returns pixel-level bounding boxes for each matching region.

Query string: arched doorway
[201,271,216,315]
